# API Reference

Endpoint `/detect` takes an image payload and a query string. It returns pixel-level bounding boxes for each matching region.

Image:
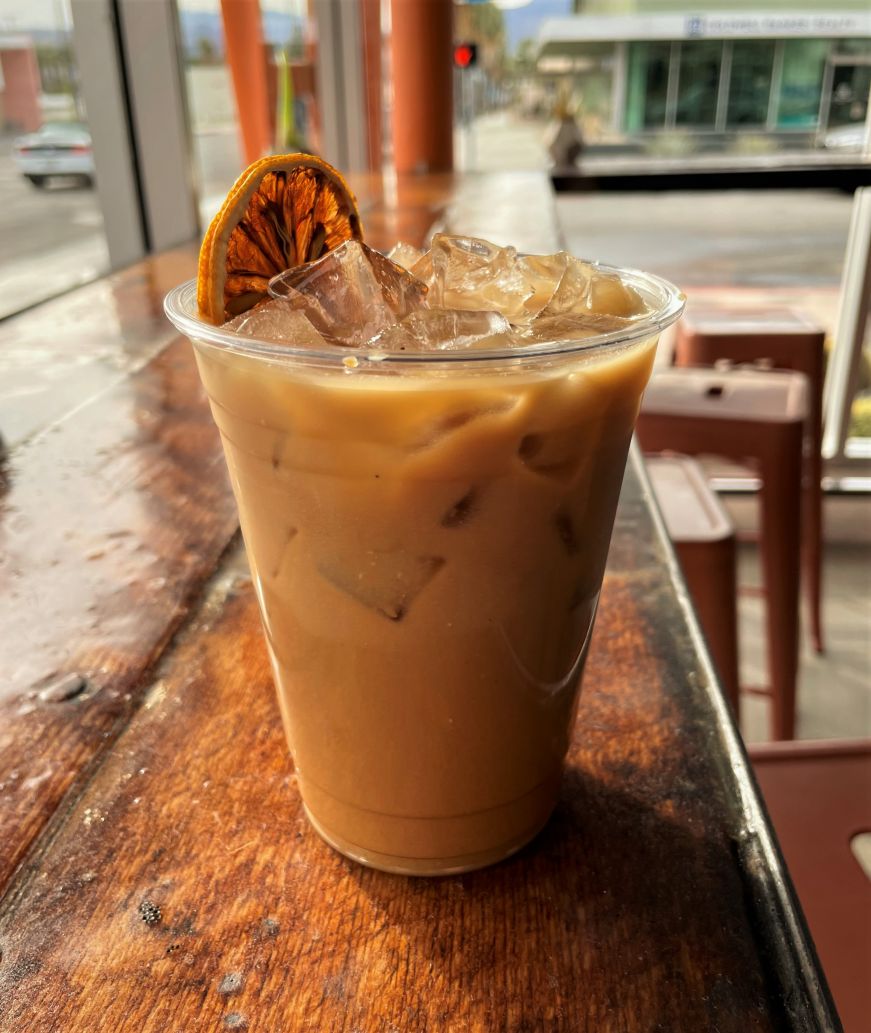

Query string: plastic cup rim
[163,261,685,369]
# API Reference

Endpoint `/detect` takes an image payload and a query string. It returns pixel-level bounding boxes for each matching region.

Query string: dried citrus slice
[197,153,363,324]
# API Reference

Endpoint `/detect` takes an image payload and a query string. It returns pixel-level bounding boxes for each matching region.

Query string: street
[0,135,109,320]
[0,111,858,321]
[0,126,244,320]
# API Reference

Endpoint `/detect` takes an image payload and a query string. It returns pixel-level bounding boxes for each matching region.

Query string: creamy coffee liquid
[194,335,656,873]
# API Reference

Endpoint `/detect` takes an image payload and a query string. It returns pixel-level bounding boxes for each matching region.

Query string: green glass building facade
[538,9,871,139]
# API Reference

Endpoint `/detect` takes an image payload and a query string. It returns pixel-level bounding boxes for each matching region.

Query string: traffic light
[453,42,478,69]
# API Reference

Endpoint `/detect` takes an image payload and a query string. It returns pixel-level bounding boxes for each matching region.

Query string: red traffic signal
[453,42,478,69]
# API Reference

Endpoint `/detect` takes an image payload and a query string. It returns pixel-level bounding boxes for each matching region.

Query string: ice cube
[268,240,428,345]
[270,526,298,579]
[554,510,579,555]
[387,242,425,271]
[225,299,327,348]
[317,550,444,621]
[370,308,511,351]
[515,312,631,345]
[440,488,478,528]
[427,234,533,322]
[514,253,570,323]
[538,255,594,319]
[410,250,434,284]
[517,432,582,480]
[587,272,646,317]
[412,398,517,449]
[261,281,333,336]
[406,237,647,325]
[366,246,429,320]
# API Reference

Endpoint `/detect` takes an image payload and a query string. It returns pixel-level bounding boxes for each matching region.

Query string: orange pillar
[361,0,383,171]
[220,0,273,165]
[390,0,453,173]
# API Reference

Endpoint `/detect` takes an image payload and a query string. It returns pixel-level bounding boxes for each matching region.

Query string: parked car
[13,122,95,188]
[822,123,867,152]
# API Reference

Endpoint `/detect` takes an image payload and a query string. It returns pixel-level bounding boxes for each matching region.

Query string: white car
[13,122,95,187]
[822,123,868,153]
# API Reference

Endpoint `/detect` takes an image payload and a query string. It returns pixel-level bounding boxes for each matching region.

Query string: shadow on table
[347,766,782,1031]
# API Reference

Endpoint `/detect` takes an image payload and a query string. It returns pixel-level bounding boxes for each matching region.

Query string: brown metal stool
[675,307,826,653]
[646,455,739,713]
[637,367,807,740]
[750,738,871,1033]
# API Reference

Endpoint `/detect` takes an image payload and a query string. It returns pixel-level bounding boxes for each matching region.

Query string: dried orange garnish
[197,153,363,324]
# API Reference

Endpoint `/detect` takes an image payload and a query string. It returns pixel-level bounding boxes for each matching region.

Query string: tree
[466,2,505,43]
[196,36,217,65]
[514,38,537,73]
[456,2,507,77]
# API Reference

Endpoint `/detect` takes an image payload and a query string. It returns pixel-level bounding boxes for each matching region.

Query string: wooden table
[0,173,838,1032]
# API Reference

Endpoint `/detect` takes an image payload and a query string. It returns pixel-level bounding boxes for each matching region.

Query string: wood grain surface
[0,463,795,1033]
[0,172,835,1032]
[0,323,239,890]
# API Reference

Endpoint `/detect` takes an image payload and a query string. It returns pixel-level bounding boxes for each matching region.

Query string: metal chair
[646,454,739,713]
[675,306,826,653]
[750,738,871,1033]
[637,366,807,740]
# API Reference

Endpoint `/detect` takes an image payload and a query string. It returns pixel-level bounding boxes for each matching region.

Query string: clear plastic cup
[165,265,683,875]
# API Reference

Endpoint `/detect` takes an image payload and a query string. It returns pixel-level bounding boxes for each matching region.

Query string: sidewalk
[558,188,870,744]
[556,188,853,289]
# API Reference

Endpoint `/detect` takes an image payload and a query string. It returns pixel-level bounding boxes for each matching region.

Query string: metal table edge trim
[630,440,842,1033]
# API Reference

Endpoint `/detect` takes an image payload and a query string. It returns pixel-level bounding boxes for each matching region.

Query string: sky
[0,0,571,52]
[501,0,573,52]
[0,0,307,34]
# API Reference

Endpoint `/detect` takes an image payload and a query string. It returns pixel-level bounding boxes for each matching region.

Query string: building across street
[537,8,871,147]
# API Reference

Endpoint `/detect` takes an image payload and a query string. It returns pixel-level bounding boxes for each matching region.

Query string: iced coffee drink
[166,232,683,874]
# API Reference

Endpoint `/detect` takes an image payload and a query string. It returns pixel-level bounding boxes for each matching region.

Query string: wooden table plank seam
[0,529,244,913]
[0,329,244,889]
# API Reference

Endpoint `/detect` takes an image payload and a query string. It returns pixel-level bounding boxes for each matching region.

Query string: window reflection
[828,64,871,130]
[727,41,775,127]
[675,41,722,128]
[777,39,829,128]
[0,0,108,318]
[625,42,671,131]
[177,0,319,225]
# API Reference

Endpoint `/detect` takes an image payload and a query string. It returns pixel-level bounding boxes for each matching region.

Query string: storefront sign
[684,13,871,39]
[539,11,871,45]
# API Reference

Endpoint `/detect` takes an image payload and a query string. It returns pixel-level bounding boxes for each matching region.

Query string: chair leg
[759,427,804,740]
[677,539,740,715]
[804,437,825,655]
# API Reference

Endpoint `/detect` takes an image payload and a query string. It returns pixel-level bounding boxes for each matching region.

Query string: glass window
[177,0,321,226]
[727,41,775,127]
[832,38,871,58]
[177,0,244,225]
[0,0,109,318]
[675,41,722,127]
[568,44,618,138]
[828,63,871,129]
[776,39,829,128]
[625,42,671,131]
